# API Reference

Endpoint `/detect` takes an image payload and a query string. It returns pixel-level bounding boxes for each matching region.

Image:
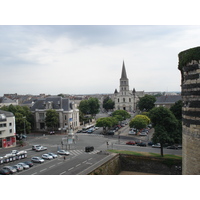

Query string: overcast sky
[1,25,200,96]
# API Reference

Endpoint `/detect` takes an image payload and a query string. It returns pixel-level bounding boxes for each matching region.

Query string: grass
[108,149,182,160]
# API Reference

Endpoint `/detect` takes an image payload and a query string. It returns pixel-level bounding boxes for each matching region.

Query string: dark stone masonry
[178,46,200,174]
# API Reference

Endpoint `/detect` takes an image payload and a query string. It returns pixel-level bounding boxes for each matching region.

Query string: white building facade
[0,110,16,148]
[113,61,144,112]
[31,96,80,132]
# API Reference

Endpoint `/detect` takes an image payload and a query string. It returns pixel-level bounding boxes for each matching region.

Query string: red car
[126,141,136,145]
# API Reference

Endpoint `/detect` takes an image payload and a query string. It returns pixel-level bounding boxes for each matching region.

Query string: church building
[113,61,144,112]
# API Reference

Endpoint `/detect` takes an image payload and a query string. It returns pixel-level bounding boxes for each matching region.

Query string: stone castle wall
[179,47,200,174]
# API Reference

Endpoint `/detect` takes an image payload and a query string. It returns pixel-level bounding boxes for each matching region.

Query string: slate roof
[31,96,71,111]
[0,96,16,103]
[120,61,128,80]
[155,95,182,105]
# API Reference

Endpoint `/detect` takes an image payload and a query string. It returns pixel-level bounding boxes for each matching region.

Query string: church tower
[120,61,129,95]
[113,61,144,112]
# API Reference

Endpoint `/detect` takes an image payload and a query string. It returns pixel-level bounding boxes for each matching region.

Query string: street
[0,124,182,175]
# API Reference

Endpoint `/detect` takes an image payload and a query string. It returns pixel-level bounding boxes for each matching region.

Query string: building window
[118,98,119,103]
[39,113,45,120]
[9,123,12,126]
[10,129,12,133]
[123,98,125,102]
[129,98,131,102]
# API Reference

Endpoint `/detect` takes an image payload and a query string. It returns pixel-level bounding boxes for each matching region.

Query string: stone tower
[120,61,129,95]
[113,61,144,112]
[178,46,200,174]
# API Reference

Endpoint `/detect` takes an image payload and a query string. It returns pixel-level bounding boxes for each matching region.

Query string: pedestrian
[63,156,66,161]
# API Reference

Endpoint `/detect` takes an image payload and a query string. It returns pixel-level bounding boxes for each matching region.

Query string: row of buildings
[0,61,181,149]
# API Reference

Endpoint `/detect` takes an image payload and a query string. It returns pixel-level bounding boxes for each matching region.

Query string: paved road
[0,124,182,175]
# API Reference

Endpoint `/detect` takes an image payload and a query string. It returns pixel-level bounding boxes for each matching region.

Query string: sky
[1,25,200,96]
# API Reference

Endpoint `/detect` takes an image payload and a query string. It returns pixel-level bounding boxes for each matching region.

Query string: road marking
[40,168,47,172]
[32,172,37,175]
[82,161,87,164]
[76,164,81,167]
[86,162,92,165]
[60,171,66,175]
[88,158,93,161]
[49,165,55,168]
[58,162,63,165]
[68,167,74,171]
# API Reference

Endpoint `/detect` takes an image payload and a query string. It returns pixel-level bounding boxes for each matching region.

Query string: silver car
[42,154,53,160]
[2,166,17,174]
[18,162,30,169]
[47,153,58,158]
[13,164,24,172]
[31,157,44,163]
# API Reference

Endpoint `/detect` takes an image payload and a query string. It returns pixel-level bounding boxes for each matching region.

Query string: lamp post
[23,116,26,140]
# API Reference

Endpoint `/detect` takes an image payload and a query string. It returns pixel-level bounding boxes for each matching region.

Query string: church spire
[121,60,128,79]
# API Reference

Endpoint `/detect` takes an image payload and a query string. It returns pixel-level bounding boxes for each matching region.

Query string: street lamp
[23,116,26,140]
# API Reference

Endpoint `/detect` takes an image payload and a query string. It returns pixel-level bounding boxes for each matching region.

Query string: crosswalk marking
[69,149,99,156]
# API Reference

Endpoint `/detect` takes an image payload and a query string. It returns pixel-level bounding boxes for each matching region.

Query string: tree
[88,97,100,116]
[79,98,100,116]
[129,115,150,130]
[45,109,59,131]
[1,105,32,134]
[170,100,183,121]
[149,107,180,156]
[96,117,117,134]
[103,97,115,111]
[78,100,89,115]
[138,95,156,111]
[112,110,131,120]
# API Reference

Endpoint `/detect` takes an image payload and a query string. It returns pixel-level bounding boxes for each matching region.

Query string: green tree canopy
[112,110,131,120]
[149,107,180,156]
[45,109,59,130]
[138,95,156,111]
[0,105,33,134]
[170,100,183,121]
[79,97,100,116]
[78,100,89,115]
[88,97,100,116]
[129,115,150,130]
[103,97,115,111]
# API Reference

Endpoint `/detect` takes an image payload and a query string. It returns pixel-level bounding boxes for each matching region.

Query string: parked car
[137,142,147,147]
[32,145,42,150]
[139,132,148,136]
[47,152,58,158]
[31,157,44,163]
[23,161,34,167]
[85,146,94,152]
[129,130,136,135]
[49,131,55,135]
[42,154,53,160]
[0,168,10,175]
[13,164,24,172]
[2,166,17,174]
[35,146,47,152]
[76,130,82,133]
[87,129,93,133]
[126,141,136,145]
[152,143,161,148]
[57,150,70,155]
[148,141,154,146]
[167,145,178,150]
[107,130,115,135]
[17,162,30,169]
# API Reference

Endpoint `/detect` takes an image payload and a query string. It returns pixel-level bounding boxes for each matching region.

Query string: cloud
[1,25,200,95]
